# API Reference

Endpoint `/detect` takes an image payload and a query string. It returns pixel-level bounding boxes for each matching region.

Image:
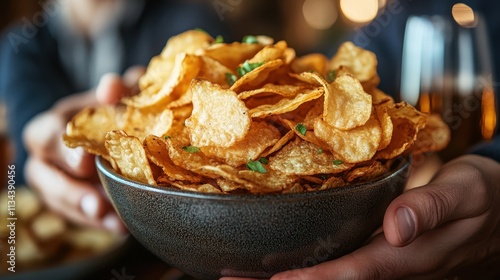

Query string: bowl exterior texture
[97,157,410,280]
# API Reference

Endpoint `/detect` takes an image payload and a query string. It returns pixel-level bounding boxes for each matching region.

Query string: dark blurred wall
[0,0,43,33]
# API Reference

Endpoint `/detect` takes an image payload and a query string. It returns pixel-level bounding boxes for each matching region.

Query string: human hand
[23,67,145,232]
[222,154,500,280]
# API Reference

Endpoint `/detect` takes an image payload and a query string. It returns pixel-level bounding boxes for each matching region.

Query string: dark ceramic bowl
[96,156,410,280]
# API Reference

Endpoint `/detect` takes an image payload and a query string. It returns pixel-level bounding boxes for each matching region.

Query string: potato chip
[329,41,379,86]
[64,106,124,157]
[138,30,212,95]
[411,114,451,155]
[249,87,323,118]
[122,107,173,141]
[374,104,393,151]
[319,176,346,190]
[314,115,382,163]
[237,169,299,193]
[124,53,201,109]
[344,160,388,183]
[202,42,264,69]
[160,29,214,59]
[324,74,372,130]
[231,59,285,93]
[144,135,202,183]
[238,84,308,100]
[269,138,353,175]
[165,137,220,175]
[376,102,427,159]
[261,130,296,157]
[105,131,155,185]
[64,30,451,194]
[185,79,251,147]
[200,121,281,166]
[291,53,328,74]
[198,55,235,87]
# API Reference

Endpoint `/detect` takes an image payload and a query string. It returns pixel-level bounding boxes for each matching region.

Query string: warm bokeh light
[481,87,497,140]
[340,0,378,24]
[452,3,477,27]
[302,0,338,30]
[378,0,387,9]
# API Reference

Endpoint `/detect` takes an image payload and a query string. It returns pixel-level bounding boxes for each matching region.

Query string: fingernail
[396,207,416,244]
[66,147,84,169]
[81,194,99,218]
[103,214,123,232]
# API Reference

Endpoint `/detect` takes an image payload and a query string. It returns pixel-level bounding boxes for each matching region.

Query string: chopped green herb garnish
[333,159,343,165]
[225,73,237,86]
[164,135,171,140]
[182,146,200,153]
[295,123,307,136]
[246,159,267,173]
[242,35,259,44]
[214,35,224,44]
[327,70,337,82]
[317,148,323,154]
[258,157,268,164]
[236,60,264,77]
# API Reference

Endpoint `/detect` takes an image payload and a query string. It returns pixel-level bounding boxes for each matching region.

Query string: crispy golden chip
[329,41,379,86]
[144,135,202,183]
[249,87,323,118]
[200,121,281,166]
[269,138,353,175]
[238,84,307,100]
[202,42,265,69]
[165,136,220,175]
[237,169,299,193]
[160,29,213,59]
[376,102,427,159]
[185,79,251,147]
[64,31,451,194]
[261,130,296,157]
[324,74,372,130]
[291,53,328,74]
[314,115,382,163]
[368,88,394,105]
[344,161,388,183]
[231,59,285,93]
[139,29,212,95]
[124,53,201,109]
[319,176,346,190]
[411,114,451,155]
[374,104,393,151]
[64,106,124,157]
[198,55,235,87]
[105,131,155,185]
[122,107,173,141]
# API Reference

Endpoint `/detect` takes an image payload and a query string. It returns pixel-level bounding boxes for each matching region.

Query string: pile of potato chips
[64,30,450,194]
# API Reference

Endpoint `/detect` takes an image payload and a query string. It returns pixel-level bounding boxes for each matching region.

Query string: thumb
[383,157,491,247]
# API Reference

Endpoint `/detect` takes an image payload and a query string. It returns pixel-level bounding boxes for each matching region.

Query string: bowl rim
[96,156,410,201]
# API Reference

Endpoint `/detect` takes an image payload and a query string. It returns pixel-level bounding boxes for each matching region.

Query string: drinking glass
[400,12,497,161]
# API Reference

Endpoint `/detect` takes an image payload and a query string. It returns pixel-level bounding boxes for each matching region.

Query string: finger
[270,231,454,280]
[95,66,146,105]
[25,156,124,232]
[383,156,493,247]
[96,73,129,104]
[123,66,146,88]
